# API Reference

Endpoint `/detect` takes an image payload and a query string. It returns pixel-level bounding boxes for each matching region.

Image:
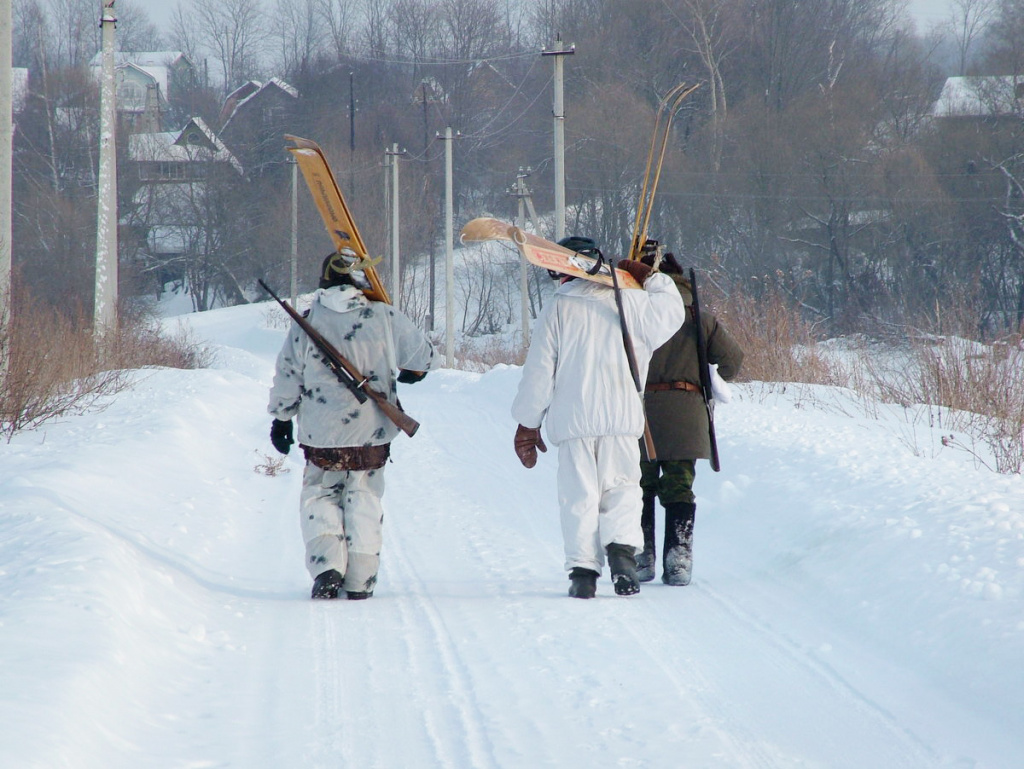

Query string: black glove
[617,258,652,286]
[514,424,547,469]
[397,369,427,384]
[270,419,294,455]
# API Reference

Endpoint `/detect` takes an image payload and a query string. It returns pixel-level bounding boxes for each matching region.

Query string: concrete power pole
[386,143,405,308]
[94,0,119,335]
[542,37,574,242]
[1,0,12,341]
[438,127,456,367]
[290,159,298,306]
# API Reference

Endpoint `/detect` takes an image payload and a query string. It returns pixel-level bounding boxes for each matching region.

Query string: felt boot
[636,495,656,582]
[662,502,696,586]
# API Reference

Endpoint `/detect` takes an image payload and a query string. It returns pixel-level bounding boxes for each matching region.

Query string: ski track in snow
[2,303,1021,768]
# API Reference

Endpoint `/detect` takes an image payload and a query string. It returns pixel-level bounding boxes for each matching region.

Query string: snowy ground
[1,300,1022,768]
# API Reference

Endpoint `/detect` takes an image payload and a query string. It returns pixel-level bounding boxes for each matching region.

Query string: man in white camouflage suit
[268,250,435,600]
[511,236,686,599]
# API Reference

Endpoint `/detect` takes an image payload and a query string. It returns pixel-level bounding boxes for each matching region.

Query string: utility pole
[511,167,541,347]
[94,0,119,336]
[385,143,406,308]
[437,127,458,367]
[348,71,355,193]
[542,36,574,242]
[1,0,12,350]
[290,158,298,305]
[420,79,436,332]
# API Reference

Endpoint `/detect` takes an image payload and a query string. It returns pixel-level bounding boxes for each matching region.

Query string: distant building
[933,76,1024,123]
[89,51,197,134]
[217,78,300,177]
[127,118,243,274]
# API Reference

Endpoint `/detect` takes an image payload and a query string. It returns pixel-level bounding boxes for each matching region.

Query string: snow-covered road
[1,302,1021,768]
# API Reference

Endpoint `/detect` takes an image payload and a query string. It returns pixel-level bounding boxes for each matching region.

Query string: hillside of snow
[1,300,1022,768]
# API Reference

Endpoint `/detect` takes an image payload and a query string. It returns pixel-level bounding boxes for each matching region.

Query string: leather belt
[646,380,700,394]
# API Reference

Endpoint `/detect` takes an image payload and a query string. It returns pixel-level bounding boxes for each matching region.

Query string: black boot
[311,569,344,599]
[636,496,656,582]
[346,575,376,600]
[606,543,640,596]
[568,567,598,599]
[662,502,696,586]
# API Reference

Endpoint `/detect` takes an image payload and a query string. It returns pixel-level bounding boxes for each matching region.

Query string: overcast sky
[128,0,958,46]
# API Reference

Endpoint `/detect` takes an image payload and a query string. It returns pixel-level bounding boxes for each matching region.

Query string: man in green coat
[638,252,744,585]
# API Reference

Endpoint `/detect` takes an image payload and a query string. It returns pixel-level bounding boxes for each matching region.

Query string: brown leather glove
[514,424,547,468]
[618,259,652,286]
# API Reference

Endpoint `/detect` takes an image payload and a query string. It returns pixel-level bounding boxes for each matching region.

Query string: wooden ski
[628,83,701,261]
[284,134,391,304]
[460,217,642,290]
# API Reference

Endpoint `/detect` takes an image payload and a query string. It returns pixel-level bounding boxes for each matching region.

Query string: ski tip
[460,217,514,244]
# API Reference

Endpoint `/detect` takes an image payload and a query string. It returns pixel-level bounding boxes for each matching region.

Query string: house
[129,116,243,182]
[126,118,243,276]
[217,78,300,177]
[933,76,1024,123]
[89,51,197,134]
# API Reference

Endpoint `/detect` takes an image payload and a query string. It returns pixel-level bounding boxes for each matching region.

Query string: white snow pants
[299,463,386,593]
[557,435,644,573]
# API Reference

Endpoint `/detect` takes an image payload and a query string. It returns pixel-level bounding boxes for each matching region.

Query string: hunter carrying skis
[267,250,435,600]
[637,251,744,586]
[511,236,686,598]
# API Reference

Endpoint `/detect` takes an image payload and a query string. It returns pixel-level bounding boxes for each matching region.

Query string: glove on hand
[397,369,427,384]
[514,424,547,469]
[618,259,652,286]
[270,418,294,455]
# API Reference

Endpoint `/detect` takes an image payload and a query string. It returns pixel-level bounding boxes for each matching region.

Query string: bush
[0,292,211,441]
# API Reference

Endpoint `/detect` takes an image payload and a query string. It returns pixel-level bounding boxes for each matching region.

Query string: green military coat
[644,274,744,460]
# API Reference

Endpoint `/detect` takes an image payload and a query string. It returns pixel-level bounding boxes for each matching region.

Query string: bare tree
[273,0,329,77]
[180,0,270,93]
[117,0,166,52]
[46,0,97,68]
[317,0,358,60]
[436,0,502,60]
[12,0,47,68]
[946,0,995,75]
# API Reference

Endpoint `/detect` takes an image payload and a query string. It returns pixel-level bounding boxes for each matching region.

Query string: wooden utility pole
[542,37,574,243]
[94,0,119,335]
[511,168,541,347]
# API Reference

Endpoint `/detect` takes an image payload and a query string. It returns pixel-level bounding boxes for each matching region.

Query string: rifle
[610,259,657,462]
[688,268,720,472]
[258,279,420,438]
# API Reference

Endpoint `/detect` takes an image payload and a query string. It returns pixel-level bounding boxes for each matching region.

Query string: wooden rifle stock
[259,280,420,437]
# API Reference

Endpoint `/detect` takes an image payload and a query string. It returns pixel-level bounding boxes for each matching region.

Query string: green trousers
[639,459,696,505]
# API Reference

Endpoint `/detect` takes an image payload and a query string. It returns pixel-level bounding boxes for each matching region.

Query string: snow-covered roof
[11,68,29,113]
[88,51,192,69]
[933,76,1023,118]
[129,118,243,173]
[220,78,299,130]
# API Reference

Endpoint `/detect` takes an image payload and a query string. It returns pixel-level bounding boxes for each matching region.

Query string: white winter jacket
[268,285,435,448]
[511,273,686,446]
